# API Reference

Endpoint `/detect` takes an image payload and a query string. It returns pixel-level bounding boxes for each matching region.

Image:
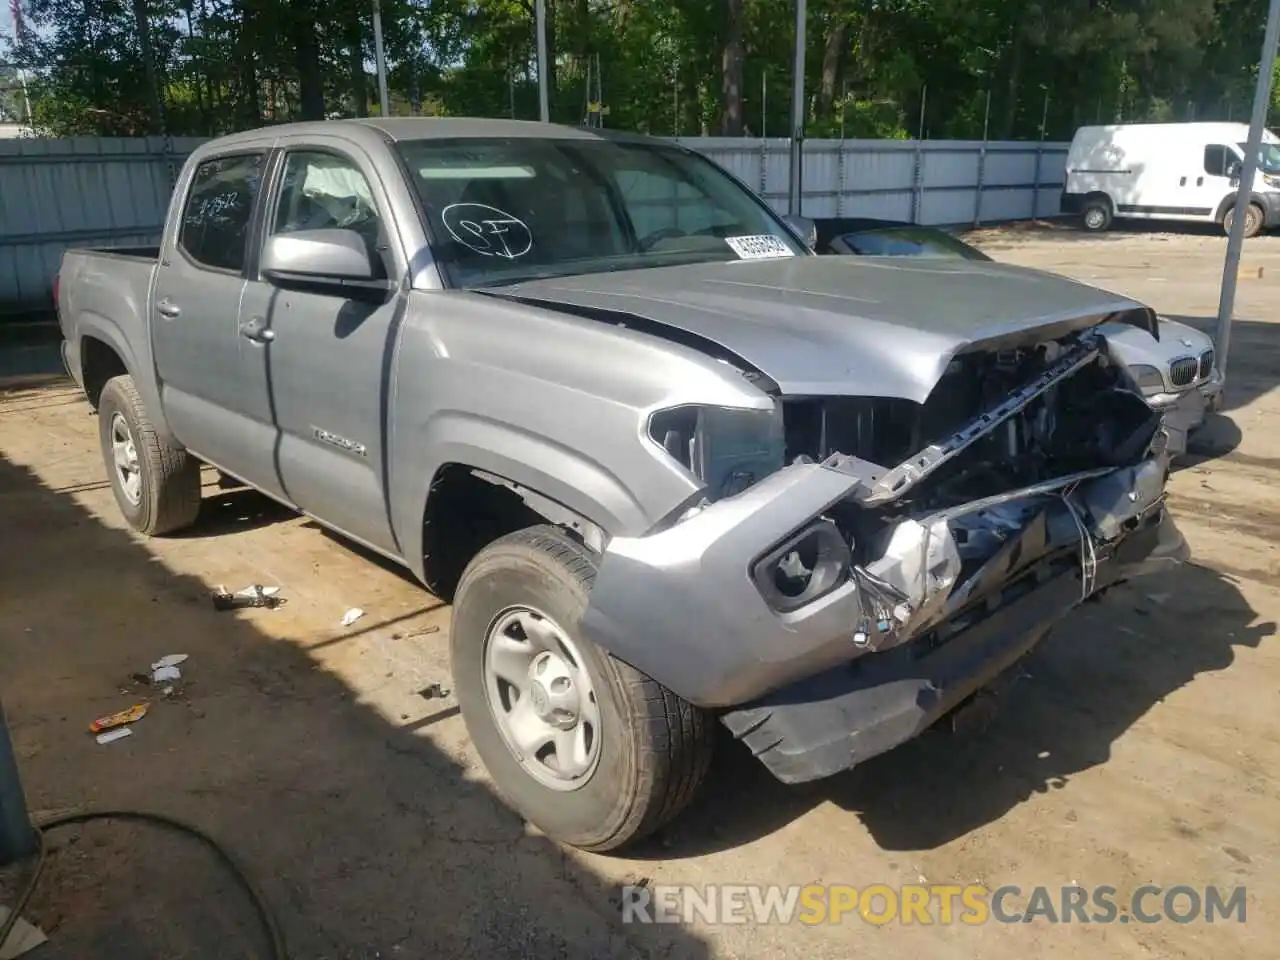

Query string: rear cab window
[394,137,806,287]
[178,153,266,272]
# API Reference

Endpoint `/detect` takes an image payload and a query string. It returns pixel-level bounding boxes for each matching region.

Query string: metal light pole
[1216,0,1280,381]
[536,0,550,122]
[0,699,36,866]
[372,0,390,117]
[761,70,767,139]
[788,0,807,215]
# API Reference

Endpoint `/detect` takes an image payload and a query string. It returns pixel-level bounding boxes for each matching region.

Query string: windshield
[840,227,989,260]
[395,137,807,287]
[1236,141,1280,175]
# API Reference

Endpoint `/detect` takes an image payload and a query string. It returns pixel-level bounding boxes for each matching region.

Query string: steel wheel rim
[482,605,602,792]
[1085,208,1104,229]
[109,412,142,505]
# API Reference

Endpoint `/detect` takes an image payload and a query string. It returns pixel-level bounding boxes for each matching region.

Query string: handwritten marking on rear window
[725,235,795,260]
[442,203,533,259]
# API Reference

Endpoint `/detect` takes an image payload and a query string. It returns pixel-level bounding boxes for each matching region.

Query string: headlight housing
[1125,363,1166,393]
[647,403,785,501]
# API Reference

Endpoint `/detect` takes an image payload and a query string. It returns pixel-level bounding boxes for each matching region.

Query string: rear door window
[178,153,266,272]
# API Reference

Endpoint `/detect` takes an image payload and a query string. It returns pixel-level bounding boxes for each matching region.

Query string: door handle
[1197,176,1205,187]
[239,317,275,344]
[156,298,181,318]
[1179,176,1187,186]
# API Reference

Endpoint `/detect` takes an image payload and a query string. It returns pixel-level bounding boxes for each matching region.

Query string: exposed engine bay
[649,328,1170,666]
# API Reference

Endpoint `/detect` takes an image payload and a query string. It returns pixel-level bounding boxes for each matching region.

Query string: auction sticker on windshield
[725,235,795,260]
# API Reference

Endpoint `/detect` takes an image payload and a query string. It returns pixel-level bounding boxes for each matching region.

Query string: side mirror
[782,215,818,251]
[1227,160,1242,180]
[261,228,376,283]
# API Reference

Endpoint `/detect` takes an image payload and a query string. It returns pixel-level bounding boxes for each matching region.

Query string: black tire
[1223,202,1264,239]
[451,525,714,852]
[1081,195,1113,232]
[97,375,202,536]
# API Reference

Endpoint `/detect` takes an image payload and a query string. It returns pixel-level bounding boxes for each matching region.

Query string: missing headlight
[647,404,785,501]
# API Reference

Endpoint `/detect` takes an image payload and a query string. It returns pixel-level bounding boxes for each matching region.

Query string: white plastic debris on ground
[151,653,187,684]
[0,905,47,958]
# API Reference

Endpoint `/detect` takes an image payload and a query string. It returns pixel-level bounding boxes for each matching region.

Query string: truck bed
[58,246,161,406]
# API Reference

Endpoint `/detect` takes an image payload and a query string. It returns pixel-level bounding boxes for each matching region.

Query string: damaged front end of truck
[580,310,1188,784]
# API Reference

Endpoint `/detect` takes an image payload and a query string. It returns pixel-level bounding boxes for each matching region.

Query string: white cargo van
[1061,122,1280,237]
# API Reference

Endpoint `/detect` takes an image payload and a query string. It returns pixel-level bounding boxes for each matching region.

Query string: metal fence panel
[680,136,1068,226]
[0,134,1068,318]
[0,136,202,317]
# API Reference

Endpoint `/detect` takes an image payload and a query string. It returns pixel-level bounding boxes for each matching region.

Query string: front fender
[395,411,688,582]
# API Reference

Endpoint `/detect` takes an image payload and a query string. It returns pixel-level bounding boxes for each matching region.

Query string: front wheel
[1223,202,1264,239]
[97,375,202,536]
[451,525,714,852]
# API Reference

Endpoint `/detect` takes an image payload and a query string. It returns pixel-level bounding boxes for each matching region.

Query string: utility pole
[372,0,390,116]
[1216,0,1280,382]
[0,699,36,866]
[788,0,807,215]
[536,0,550,122]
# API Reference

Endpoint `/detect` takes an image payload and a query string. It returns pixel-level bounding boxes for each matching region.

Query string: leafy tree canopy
[2,0,1276,140]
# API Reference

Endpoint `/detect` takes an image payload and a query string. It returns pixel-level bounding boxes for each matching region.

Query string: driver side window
[273,151,385,268]
[1203,145,1233,178]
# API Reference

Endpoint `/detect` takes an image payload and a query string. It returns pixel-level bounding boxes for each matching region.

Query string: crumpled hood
[497,255,1153,403]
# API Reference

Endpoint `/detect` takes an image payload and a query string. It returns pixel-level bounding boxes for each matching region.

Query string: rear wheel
[97,375,202,536]
[1081,195,1113,232]
[451,525,714,852]
[1223,202,1264,239]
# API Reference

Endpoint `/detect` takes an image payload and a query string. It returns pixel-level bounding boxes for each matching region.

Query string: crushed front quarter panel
[579,461,873,708]
[582,445,1175,709]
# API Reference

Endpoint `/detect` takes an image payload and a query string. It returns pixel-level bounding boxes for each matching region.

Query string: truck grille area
[1170,357,1198,387]
[782,335,1161,515]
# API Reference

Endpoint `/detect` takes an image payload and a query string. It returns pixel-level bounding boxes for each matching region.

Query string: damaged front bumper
[1144,370,1224,454]
[581,453,1186,783]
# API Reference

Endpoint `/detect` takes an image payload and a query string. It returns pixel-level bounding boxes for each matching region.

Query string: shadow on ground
[0,452,709,960]
[641,558,1268,859]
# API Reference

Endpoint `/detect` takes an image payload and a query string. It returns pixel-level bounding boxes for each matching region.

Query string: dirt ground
[2,225,1278,959]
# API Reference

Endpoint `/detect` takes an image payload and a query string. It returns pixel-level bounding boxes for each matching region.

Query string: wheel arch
[417,462,611,601]
[77,322,134,410]
[398,411,678,594]
[1213,191,1267,225]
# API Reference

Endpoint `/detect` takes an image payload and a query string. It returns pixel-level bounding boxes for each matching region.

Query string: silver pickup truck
[58,118,1187,852]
